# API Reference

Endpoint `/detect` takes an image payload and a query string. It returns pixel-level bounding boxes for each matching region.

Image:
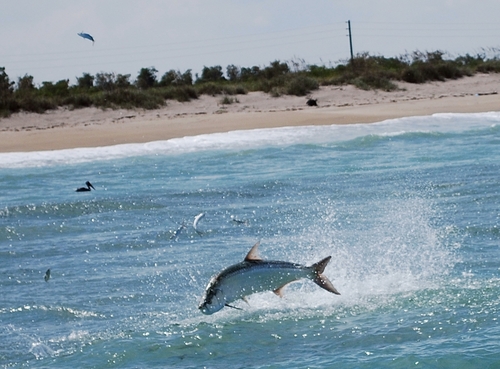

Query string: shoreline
[1,73,499,153]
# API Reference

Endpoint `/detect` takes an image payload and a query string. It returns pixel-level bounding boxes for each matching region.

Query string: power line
[3,34,344,74]
[1,22,346,59]
[3,19,499,81]
[3,32,346,65]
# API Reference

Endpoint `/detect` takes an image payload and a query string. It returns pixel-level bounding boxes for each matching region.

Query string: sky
[1,0,500,85]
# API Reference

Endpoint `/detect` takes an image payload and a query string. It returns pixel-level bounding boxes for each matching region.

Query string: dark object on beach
[44,269,51,282]
[76,181,95,192]
[306,98,318,107]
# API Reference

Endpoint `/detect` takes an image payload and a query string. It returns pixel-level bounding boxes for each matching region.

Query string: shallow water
[1,113,499,368]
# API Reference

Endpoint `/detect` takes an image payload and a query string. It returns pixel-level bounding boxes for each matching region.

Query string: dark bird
[76,181,95,192]
[306,98,318,107]
[44,269,51,282]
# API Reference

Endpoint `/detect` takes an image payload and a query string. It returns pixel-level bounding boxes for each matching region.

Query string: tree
[95,72,116,91]
[40,79,69,96]
[240,66,261,81]
[226,64,240,81]
[136,67,158,89]
[159,69,179,86]
[115,73,131,89]
[160,69,193,86]
[263,60,289,79]
[17,74,35,93]
[76,73,94,89]
[94,72,131,90]
[197,65,225,83]
[0,67,14,98]
[180,70,193,85]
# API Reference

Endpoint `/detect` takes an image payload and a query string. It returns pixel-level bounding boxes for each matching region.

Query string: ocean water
[1,112,499,368]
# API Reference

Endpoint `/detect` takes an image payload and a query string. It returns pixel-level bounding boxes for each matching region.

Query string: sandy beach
[1,73,499,153]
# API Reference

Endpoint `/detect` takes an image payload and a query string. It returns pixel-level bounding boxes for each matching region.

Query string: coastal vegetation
[1,50,500,117]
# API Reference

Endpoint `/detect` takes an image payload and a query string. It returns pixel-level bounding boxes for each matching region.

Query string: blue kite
[77,32,94,45]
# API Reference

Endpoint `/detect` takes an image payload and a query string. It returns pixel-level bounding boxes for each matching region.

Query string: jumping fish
[193,212,205,235]
[77,32,95,45]
[170,223,186,240]
[199,241,340,314]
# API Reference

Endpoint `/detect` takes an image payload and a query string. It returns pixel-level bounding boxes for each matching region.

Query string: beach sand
[0,73,499,153]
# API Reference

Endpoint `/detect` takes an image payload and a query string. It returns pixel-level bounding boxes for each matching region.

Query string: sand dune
[0,73,498,153]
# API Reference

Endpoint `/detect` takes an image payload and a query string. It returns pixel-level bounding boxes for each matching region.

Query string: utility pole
[347,20,354,62]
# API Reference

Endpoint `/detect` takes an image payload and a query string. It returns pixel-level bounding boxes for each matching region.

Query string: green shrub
[401,61,468,83]
[269,87,284,97]
[1,50,500,118]
[353,75,398,91]
[285,75,319,96]
[401,67,424,83]
[0,97,19,117]
[39,80,70,97]
[63,94,93,109]
[94,89,164,110]
[196,82,224,96]
[16,95,56,113]
[476,59,500,73]
[219,95,239,105]
[308,65,334,78]
[174,86,198,101]
[157,86,198,102]
[220,85,247,95]
[437,63,463,79]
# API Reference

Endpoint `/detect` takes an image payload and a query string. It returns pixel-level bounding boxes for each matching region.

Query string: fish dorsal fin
[245,241,262,261]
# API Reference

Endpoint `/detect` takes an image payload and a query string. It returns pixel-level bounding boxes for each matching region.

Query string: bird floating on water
[76,181,95,192]
[44,269,51,282]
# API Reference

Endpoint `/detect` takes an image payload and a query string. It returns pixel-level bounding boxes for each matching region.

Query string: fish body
[78,32,94,44]
[199,242,340,314]
[193,212,205,235]
[170,224,185,240]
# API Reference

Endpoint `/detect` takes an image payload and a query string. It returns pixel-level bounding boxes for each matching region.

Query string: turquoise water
[1,113,499,368]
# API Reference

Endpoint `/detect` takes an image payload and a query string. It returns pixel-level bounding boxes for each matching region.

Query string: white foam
[1,112,499,168]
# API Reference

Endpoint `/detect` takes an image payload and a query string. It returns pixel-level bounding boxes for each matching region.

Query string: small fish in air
[193,212,205,235]
[77,32,94,45]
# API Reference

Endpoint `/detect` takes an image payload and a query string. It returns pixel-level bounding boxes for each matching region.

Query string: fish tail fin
[311,256,341,295]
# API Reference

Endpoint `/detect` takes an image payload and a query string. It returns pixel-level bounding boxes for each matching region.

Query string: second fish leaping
[193,212,205,235]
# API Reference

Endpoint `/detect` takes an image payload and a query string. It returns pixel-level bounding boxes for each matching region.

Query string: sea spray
[1,113,499,368]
